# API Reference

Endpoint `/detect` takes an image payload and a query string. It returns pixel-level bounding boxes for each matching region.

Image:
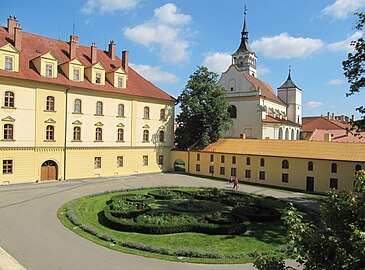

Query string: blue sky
[2,0,365,118]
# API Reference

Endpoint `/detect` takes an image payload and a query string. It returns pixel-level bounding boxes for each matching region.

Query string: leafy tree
[175,66,231,149]
[343,12,365,132]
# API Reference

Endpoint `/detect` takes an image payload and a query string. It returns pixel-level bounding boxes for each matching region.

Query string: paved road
[0,174,307,270]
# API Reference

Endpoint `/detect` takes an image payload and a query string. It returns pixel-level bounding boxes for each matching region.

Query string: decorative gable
[0,43,19,72]
[32,52,58,78]
[85,62,106,85]
[1,116,15,122]
[106,67,127,89]
[116,122,125,128]
[142,124,150,129]
[45,118,56,124]
[72,120,82,125]
[94,121,104,127]
[60,57,85,82]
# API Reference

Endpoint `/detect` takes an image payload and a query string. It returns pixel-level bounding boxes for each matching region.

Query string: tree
[343,12,365,132]
[175,66,231,149]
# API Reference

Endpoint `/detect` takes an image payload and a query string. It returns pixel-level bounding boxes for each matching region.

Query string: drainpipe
[63,86,71,180]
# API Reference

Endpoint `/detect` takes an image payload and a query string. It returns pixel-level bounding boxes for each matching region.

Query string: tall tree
[343,12,365,132]
[175,66,231,149]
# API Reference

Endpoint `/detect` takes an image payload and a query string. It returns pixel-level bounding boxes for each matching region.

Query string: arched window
[160,109,165,120]
[355,164,362,172]
[3,124,13,140]
[73,127,81,141]
[74,99,82,113]
[291,129,294,140]
[46,125,54,141]
[228,105,237,118]
[331,163,337,173]
[159,130,165,142]
[232,156,236,164]
[282,160,289,169]
[4,91,14,108]
[246,157,251,165]
[260,158,265,167]
[46,96,55,111]
[279,128,283,140]
[117,128,124,142]
[221,155,225,163]
[143,130,149,142]
[308,161,314,171]
[118,104,124,117]
[96,101,103,115]
[144,106,150,119]
[285,129,289,140]
[95,128,102,141]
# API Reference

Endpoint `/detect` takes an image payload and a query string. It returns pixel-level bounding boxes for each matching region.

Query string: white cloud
[306,101,323,108]
[252,33,324,59]
[257,65,271,76]
[202,52,231,74]
[328,79,345,85]
[124,3,192,64]
[130,63,179,83]
[321,0,365,20]
[81,0,139,14]
[328,31,363,52]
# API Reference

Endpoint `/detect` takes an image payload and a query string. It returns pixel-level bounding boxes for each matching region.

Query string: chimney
[331,113,335,120]
[352,115,355,121]
[324,134,332,142]
[108,40,116,61]
[69,35,79,59]
[91,43,97,64]
[7,15,18,35]
[326,112,330,119]
[122,50,129,73]
[14,24,22,51]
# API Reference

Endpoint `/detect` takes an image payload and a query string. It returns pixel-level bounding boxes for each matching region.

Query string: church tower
[232,8,257,77]
[277,69,302,125]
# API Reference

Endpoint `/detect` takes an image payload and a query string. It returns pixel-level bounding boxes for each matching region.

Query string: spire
[278,67,301,89]
[235,5,252,53]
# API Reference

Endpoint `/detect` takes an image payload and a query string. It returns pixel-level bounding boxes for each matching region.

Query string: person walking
[233,177,239,190]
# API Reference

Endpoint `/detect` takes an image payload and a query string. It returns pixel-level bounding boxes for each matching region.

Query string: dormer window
[5,56,13,71]
[45,63,53,77]
[118,77,123,88]
[95,72,101,84]
[73,68,80,81]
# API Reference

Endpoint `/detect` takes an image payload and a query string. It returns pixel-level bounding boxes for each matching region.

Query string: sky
[1,0,365,118]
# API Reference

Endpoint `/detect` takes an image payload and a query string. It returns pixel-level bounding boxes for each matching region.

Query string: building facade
[0,16,174,184]
[219,12,301,140]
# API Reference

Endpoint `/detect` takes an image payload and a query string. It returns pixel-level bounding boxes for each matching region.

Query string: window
[143,106,150,119]
[228,105,237,118]
[117,128,124,142]
[4,91,14,108]
[46,96,55,111]
[210,154,214,162]
[96,101,103,115]
[260,158,265,167]
[95,128,102,141]
[330,178,338,189]
[117,77,123,88]
[282,160,289,169]
[117,156,124,167]
[196,164,200,172]
[158,155,164,165]
[197,154,200,161]
[259,171,266,180]
[160,109,165,120]
[209,165,214,174]
[220,167,225,175]
[143,155,148,166]
[46,125,54,141]
[159,130,165,142]
[94,157,101,169]
[245,169,251,178]
[246,157,251,165]
[74,99,82,113]
[279,128,283,140]
[3,160,13,174]
[143,130,149,142]
[221,155,225,163]
[232,156,236,164]
[73,127,81,141]
[3,124,13,140]
[73,69,80,81]
[118,104,124,117]
[308,161,314,171]
[282,173,289,183]
[5,57,13,71]
[355,165,362,172]
[45,63,53,77]
[331,163,337,173]
[95,72,101,84]
[231,167,237,176]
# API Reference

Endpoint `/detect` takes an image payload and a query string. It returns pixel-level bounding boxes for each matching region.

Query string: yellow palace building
[0,16,174,184]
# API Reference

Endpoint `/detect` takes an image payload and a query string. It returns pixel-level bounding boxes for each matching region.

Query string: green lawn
[58,187,314,264]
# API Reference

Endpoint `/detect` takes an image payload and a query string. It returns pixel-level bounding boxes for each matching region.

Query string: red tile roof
[302,117,347,132]
[0,26,174,101]
[263,115,301,127]
[309,129,365,143]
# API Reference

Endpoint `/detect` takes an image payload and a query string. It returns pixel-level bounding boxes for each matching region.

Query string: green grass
[58,187,314,264]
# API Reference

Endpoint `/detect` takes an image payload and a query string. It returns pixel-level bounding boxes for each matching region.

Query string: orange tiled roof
[0,26,174,101]
[302,117,345,132]
[263,115,301,127]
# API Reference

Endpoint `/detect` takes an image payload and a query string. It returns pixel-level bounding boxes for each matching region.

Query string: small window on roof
[95,72,101,84]
[45,64,53,77]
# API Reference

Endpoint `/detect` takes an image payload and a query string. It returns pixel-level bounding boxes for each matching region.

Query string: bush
[205,211,235,225]
[148,189,177,200]
[232,204,281,222]
[125,194,155,204]
[108,200,151,219]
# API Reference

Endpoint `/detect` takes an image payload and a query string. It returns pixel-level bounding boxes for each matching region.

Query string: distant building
[302,113,365,143]
[218,11,301,140]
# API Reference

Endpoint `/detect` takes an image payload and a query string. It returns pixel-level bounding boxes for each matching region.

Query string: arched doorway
[41,160,58,181]
[174,159,186,173]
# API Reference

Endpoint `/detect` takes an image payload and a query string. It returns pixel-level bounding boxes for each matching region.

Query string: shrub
[232,204,281,222]
[108,200,151,218]
[148,189,177,200]
[125,194,155,204]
